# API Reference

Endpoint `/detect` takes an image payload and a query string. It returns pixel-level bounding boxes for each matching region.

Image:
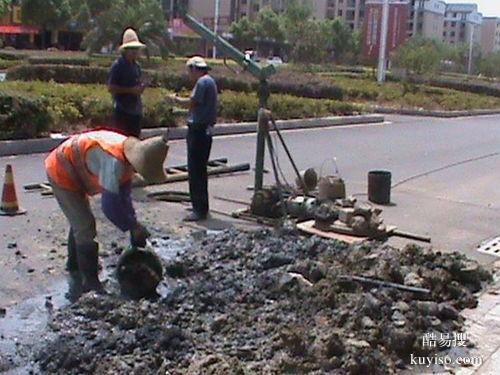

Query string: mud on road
[5,229,493,374]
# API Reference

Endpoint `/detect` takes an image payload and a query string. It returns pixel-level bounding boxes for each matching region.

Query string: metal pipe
[269,116,305,190]
[254,109,269,191]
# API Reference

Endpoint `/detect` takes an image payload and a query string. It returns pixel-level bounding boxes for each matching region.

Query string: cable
[392,151,500,189]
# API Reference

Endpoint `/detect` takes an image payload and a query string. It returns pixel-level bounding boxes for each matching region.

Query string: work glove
[130,223,151,248]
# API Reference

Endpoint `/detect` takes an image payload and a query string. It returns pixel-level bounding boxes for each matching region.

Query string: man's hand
[130,223,151,248]
[164,93,178,104]
[131,84,146,96]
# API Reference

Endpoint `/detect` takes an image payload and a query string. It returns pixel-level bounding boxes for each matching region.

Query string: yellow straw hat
[124,136,168,184]
[119,28,146,51]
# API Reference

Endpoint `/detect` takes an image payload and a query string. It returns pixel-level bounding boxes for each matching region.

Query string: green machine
[178,10,277,192]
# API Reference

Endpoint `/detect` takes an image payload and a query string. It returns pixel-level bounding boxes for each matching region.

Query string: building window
[338,10,343,17]
[443,31,447,37]
[451,22,456,27]
[451,31,455,37]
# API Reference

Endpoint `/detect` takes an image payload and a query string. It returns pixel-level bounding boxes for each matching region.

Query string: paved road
[2,113,500,304]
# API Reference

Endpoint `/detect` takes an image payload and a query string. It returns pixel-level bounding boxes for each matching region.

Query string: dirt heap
[35,229,491,374]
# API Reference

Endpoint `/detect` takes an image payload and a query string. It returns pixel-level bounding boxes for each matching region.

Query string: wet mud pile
[36,229,491,374]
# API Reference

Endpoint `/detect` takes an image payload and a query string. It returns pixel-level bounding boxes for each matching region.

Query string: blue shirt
[107,56,143,115]
[188,74,218,128]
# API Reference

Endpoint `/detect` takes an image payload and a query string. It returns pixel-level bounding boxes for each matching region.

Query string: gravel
[34,229,492,374]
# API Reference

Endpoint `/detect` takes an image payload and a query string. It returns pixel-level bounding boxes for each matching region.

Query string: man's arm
[87,148,150,245]
[101,182,137,232]
[108,84,144,96]
[166,94,195,109]
[166,78,205,109]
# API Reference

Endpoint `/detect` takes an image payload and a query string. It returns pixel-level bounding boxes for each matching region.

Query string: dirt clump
[35,229,491,374]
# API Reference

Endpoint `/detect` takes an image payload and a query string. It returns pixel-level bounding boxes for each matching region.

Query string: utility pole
[377,0,390,83]
[213,0,220,59]
[468,24,474,75]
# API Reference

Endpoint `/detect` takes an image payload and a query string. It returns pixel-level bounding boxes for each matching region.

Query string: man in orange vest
[45,130,168,300]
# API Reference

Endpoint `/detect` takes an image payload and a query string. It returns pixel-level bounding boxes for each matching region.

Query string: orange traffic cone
[0,164,26,216]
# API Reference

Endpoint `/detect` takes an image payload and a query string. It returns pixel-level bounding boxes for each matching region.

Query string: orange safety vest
[45,130,135,195]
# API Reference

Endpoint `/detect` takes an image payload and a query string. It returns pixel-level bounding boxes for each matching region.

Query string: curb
[372,107,500,118]
[0,114,384,157]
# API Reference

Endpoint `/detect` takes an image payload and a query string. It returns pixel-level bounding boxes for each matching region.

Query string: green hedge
[426,78,500,98]
[0,81,359,139]
[0,91,51,140]
[0,50,24,60]
[6,64,345,101]
[0,58,20,70]
[28,56,90,66]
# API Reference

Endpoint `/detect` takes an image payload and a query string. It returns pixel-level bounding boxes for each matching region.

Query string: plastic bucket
[368,170,391,205]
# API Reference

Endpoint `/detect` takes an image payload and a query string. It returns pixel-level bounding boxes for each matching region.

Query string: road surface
[2,113,500,306]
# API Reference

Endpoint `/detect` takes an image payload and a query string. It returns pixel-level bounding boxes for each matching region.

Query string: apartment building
[310,0,366,29]
[443,3,482,45]
[362,0,409,61]
[480,17,500,54]
[408,0,446,39]
[166,0,368,31]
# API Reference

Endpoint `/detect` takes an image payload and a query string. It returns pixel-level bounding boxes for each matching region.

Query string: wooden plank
[166,168,186,174]
[297,220,369,244]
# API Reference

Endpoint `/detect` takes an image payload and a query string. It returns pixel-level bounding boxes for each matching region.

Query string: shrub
[7,64,345,101]
[7,64,109,84]
[27,56,90,66]
[0,91,51,140]
[0,81,359,139]
[0,50,25,60]
[0,58,21,70]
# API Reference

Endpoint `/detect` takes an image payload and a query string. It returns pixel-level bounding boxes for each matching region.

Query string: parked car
[267,56,284,66]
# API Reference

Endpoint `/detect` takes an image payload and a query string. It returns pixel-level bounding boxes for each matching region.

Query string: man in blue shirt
[107,29,146,137]
[167,56,218,221]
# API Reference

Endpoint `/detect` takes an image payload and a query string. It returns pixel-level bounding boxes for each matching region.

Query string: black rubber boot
[66,271,83,302]
[65,229,84,302]
[66,229,78,272]
[77,241,105,294]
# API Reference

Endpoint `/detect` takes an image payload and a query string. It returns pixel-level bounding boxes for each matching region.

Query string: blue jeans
[187,126,213,216]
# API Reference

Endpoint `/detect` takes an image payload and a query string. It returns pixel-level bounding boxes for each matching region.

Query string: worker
[166,56,218,222]
[45,129,168,301]
[107,28,146,137]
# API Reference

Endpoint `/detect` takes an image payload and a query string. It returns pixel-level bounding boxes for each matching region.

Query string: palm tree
[82,0,167,55]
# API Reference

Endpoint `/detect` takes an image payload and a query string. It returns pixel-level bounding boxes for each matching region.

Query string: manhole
[477,236,500,258]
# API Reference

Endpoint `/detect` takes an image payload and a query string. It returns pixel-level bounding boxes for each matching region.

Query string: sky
[448,1,500,17]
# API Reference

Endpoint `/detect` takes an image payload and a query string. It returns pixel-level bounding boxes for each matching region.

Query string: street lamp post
[468,25,474,75]
[213,0,220,59]
[377,0,390,83]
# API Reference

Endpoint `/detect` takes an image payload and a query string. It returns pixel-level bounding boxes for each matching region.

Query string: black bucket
[368,170,392,205]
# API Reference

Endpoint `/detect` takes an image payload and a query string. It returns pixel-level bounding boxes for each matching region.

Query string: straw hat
[119,28,146,51]
[186,56,211,70]
[124,136,168,184]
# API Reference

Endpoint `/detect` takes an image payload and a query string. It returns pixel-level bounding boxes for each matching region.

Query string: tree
[82,0,167,55]
[21,0,72,48]
[281,0,324,63]
[322,18,357,63]
[477,52,500,78]
[0,0,10,18]
[230,16,258,49]
[288,20,327,63]
[255,7,284,44]
[392,37,442,77]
